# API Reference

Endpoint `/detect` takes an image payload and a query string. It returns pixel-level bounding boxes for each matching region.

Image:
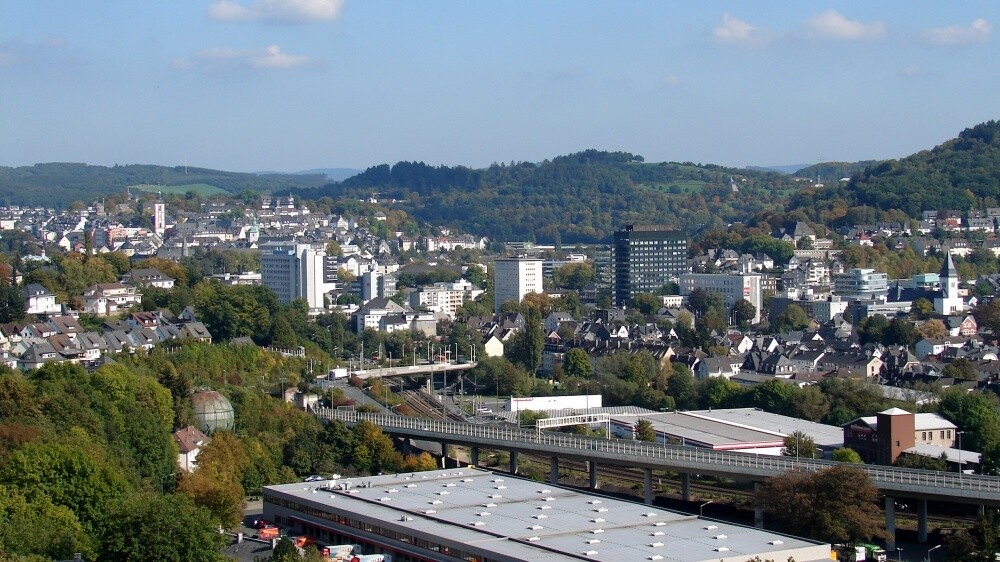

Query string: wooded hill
[295,150,798,244]
[789,120,1000,225]
[0,163,327,207]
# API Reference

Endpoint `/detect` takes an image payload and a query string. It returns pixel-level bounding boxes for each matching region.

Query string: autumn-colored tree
[756,466,884,544]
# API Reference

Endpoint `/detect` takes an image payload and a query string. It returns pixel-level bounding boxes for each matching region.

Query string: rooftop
[265,468,831,562]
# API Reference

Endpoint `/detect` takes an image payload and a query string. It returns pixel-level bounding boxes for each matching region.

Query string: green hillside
[294,150,797,243]
[789,120,1000,223]
[132,183,229,197]
[0,163,327,207]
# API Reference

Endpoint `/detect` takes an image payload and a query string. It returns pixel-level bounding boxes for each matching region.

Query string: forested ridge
[789,120,1000,224]
[0,163,326,207]
[295,150,797,243]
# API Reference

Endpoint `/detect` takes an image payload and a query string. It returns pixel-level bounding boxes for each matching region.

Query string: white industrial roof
[266,468,832,562]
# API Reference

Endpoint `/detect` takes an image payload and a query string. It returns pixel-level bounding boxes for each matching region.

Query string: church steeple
[941,252,958,298]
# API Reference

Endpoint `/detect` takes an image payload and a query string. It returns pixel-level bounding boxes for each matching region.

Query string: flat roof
[265,468,831,562]
[686,409,844,448]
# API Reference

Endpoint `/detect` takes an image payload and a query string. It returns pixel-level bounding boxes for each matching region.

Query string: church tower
[935,252,962,315]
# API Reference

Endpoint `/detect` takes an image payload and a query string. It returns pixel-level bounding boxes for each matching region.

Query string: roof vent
[715,547,730,552]
[495,485,507,490]
[424,509,436,514]
[594,507,608,513]
[582,550,599,556]
[769,540,784,545]
[491,494,503,499]
[387,488,399,493]
[540,489,551,494]
[526,536,541,542]
[651,531,665,537]
[404,484,417,488]
[438,491,450,495]
[493,478,505,483]
[589,500,602,505]
[529,524,543,530]
[478,512,492,517]
[649,542,664,547]
[704,525,718,530]
[543,496,556,502]
[483,503,497,508]
[533,514,548,519]
[538,505,551,510]
[591,529,605,534]
[714,534,728,540]
[444,483,456,487]
[653,521,667,527]
[643,512,657,517]
[649,556,664,561]
[463,478,474,482]
[591,517,605,523]
[379,497,392,502]
[429,500,442,505]
[470,521,486,527]
[586,539,601,545]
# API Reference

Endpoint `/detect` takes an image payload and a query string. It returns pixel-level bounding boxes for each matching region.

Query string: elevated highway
[315,408,1000,550]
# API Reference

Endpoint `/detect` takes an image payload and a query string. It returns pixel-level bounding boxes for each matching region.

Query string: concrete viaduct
[315,408,1000,551]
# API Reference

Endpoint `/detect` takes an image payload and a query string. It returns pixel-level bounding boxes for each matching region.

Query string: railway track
[400,389,465,422]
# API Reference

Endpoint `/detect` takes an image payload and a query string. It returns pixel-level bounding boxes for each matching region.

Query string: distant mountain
[295,168,363,181]
[0,163,328,207]
[746,164,810,175]
[788,120,1000,221]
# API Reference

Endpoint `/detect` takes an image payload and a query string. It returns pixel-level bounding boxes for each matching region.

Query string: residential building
[613,225,688,306]
[410,279,483,319]
[493,258,543,313]
[24,283,61,315]
[81,283,142,317]
[844,408,959,465]
[121,268,175,289]
[678,273,763,323]
[173,425,210,472]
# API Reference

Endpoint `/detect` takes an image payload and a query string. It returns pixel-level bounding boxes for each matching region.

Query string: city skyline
[3,1,999,173]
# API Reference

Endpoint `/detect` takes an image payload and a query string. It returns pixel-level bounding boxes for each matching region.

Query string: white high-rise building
[153,197,166,237]
[261,242,335,311]
[494,258,543,313]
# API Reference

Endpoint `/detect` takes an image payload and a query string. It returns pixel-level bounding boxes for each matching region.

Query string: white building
[261,242,336,310]
[409,279,484,319]
[678,273,763,323]
[153,198,166,237]
[833,268,888,301]
[493,258,543,313]
[24,283,61,315]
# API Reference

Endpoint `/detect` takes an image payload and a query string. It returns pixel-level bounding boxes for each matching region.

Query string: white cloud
[713,13,766,46]
[208,0,344,23]
[0,37,68,68]
[805,10,886,41]
[662,75,681,86]
[922,19,993,46]
[172,44,309,71]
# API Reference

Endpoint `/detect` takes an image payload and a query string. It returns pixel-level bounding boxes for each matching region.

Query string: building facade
[613,225,688,306]
[261,242,334,310]
[833,268,888,301]
[678,273,763,323]
[493,258,543,313]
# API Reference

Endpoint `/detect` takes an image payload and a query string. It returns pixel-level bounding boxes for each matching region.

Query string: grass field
[641,180,710,195]
[131,183,229,196]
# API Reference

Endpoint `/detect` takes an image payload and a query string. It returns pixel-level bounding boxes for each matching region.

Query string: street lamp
[957,430,964,482]
[699,500,713,517]
[925,544,942,562]
[897,547,903,562]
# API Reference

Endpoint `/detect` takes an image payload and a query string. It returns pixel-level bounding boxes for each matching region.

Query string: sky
[3,1,1000,173]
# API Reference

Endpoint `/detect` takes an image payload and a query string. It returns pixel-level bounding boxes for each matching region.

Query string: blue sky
[2,1,999,172]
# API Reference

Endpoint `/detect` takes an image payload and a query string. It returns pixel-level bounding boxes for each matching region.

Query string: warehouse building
[263,468,832,562]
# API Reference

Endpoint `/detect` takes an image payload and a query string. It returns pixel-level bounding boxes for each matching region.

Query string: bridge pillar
[884,495,896,553]
[441,442,449,468]
[550,457,559,485]
[588,461,598,489]
[753,482,763,528]
[470,447,480,467]
[917,498,928,543]
[509,451,518,475]
[401,439,411,456]
[643,468,653,506]
[681,473,691,502]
